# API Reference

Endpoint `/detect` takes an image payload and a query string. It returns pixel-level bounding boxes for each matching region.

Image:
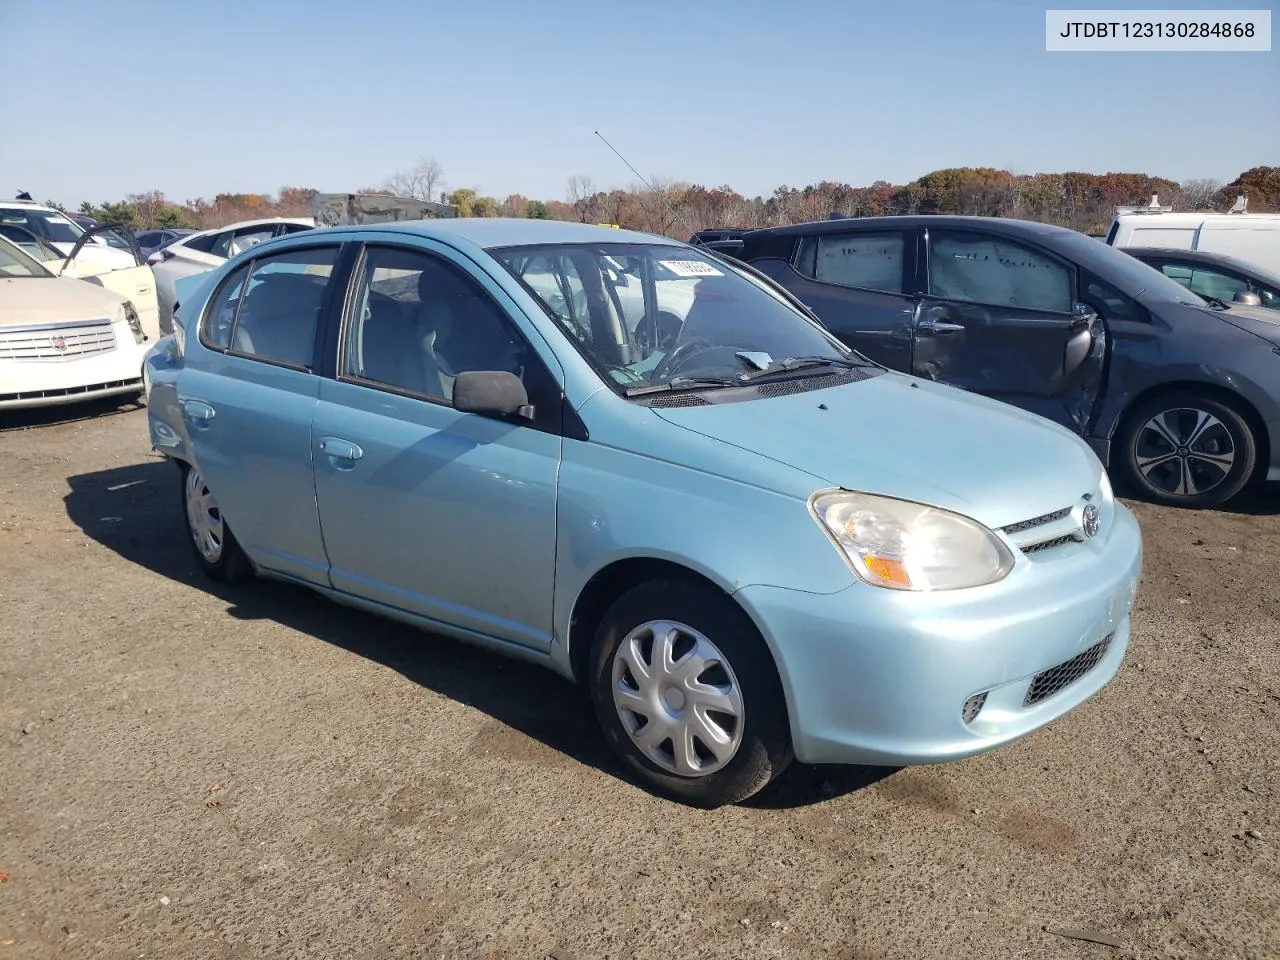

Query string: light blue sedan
[144,219,1143,807]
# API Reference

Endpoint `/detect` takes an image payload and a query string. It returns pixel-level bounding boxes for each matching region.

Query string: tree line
[54,161,1279,239]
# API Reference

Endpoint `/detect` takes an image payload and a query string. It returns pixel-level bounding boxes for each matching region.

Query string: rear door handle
[319,437,363,463]
[918,319,965,335]
[180,399,216,423]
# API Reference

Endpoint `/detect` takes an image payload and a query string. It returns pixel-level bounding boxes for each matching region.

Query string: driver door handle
[918,319,965,335]
[180,399,216,422]
[319,437,363,462]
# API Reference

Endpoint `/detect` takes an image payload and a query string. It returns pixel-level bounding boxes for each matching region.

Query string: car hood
[650,371,1105,529]
[53,241,138,270]
[0,276,126,326]
[1216,303,1280,344]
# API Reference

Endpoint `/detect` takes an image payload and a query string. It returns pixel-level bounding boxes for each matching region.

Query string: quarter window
[794,231,907,293]
[225,246,336,367]
[928,230,1072,313]
[342,246,554,414]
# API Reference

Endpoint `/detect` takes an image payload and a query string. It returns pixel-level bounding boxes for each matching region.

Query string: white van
[1105,203,1280,274]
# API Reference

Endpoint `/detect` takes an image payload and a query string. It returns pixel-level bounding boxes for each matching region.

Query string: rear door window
[793,231,908,293]
[217,246,337,368]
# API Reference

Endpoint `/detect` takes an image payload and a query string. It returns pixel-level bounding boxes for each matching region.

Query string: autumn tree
[1178,178,1223,211]
[383,156,446,202]
[1218,166,1280,211]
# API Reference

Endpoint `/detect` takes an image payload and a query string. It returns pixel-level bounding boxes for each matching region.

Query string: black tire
[179,461,251,582]
[588,578,793,807]
[1114,390,1257,509]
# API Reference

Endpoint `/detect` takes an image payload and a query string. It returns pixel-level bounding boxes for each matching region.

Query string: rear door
[748,227,917,371]
[177,241,349,585]
[916,227,1103,430]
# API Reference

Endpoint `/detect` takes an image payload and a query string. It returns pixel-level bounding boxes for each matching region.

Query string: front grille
[0,322,117,362]
[0,377,142,404]
[1024,633,1114,706]
[1021,534,1080,555]
[962,692,988,724]
[1001,507,1072,535]
[647,394,709,407]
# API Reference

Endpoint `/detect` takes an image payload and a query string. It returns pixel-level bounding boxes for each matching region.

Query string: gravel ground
[1,399,1278,960]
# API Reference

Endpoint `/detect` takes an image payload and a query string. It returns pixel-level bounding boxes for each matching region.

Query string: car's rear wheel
[1115,391,1257,509]
[588,578,792,807]
[180,462,250,582]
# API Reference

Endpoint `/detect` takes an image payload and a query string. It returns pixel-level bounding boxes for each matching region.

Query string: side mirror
[1233,290,1262,307]
[452,370,533,419]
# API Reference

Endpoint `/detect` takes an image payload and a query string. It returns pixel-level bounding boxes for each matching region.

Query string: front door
[915,227,1104,431]
[177,242,343,585]
[311,242,562,651]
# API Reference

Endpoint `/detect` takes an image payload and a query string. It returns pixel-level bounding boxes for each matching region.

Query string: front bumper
[0,339,149,410]
[736,502,1143,766]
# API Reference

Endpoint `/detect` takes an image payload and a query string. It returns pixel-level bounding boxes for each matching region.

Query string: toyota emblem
[50,336,67,352]
[1082,503,1100,538]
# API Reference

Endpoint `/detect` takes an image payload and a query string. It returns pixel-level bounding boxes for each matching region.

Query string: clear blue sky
[1,0,1275,208]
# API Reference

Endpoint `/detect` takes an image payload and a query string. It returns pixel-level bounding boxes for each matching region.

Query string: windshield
[491,242,855,391]
[0,207,85,245]
[1057,233,1208,307]
[0,237,53,278]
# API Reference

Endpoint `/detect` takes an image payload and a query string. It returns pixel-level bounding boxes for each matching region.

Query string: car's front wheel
[588,578,792,807]
[1115,391,1258,509]
[180,462,251,582]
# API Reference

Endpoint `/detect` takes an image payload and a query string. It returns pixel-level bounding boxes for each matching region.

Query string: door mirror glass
[452,370,532,419]
[1232,290,1262,306]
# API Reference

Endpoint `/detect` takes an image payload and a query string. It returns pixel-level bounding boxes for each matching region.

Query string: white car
[148,217,314,331]
[0,221,162,343]
[1105,198,1280,274]
[0,200,138,272]
[0,236,152,411]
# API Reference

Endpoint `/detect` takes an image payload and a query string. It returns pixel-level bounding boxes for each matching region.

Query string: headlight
[810,491,1015,591]
[118,301,145,344]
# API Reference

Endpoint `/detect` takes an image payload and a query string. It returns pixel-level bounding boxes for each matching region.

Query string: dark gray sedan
[738,216,1280,509]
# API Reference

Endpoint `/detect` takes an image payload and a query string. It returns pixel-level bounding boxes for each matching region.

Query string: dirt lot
[1,398,1277,960]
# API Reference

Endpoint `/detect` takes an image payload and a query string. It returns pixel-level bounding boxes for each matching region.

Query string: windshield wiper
[741,355,872,381]
[1199,295,1231,310]
[625,375,745,397]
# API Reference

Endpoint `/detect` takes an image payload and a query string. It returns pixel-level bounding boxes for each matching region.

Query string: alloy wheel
[1134,407,1236,499]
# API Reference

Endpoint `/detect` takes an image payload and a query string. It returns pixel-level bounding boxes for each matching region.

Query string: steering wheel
[651,337,715,383]
[636,310,683,353]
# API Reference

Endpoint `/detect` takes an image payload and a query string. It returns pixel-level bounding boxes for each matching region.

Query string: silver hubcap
[611,619,745,778]
[185,468,224,563]
[1135,407,1236,498]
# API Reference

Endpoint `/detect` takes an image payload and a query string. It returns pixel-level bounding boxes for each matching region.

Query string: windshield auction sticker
[1046,9,1271,50]
[660,260,725,277]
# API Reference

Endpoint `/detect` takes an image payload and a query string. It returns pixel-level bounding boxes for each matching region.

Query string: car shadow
[1220,481,1280,516]
[0,395,145,433]
[63,458,893,809]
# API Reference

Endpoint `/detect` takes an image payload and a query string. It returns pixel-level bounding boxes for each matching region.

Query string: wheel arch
[567,558,731,686]
[1112,379,1270,479]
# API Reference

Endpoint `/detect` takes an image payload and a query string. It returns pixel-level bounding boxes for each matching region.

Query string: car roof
[746,215,1081,241]
[0,201,64,214]
[338,217,681,249]
[1124,246,1280,285]
[184,216,314,239]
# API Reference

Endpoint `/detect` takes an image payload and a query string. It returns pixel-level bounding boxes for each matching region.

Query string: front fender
[549,437,857,676]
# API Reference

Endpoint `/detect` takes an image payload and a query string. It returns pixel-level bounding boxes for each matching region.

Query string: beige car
[0,236,152,411]
[0,219,162,343]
